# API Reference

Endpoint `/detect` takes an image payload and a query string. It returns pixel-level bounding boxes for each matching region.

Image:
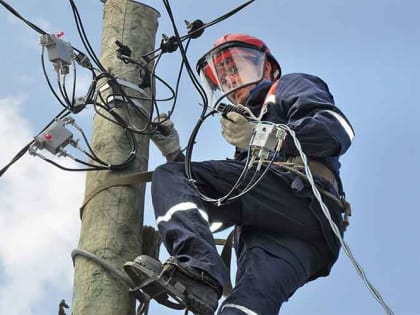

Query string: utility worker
[125,33,354,315]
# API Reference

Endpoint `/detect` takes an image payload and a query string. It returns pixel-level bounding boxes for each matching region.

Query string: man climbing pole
[124,33,354,314]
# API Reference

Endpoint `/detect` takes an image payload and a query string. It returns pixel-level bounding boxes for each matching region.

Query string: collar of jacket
[244,80,273,117]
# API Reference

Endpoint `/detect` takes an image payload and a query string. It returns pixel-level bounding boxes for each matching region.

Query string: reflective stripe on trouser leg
[220,304,258,315]
[151,160,261,287]
[151,162,231,286]
[156,202,209,225]
[154,201,228,286]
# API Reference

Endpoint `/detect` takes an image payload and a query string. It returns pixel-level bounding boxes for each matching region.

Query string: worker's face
[216,56,260,104]
[198,46,269,107]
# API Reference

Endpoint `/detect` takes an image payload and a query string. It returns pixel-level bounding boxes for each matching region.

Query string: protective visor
[197,44,267,106]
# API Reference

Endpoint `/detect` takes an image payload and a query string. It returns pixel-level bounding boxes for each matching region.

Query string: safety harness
[273,157,351,230]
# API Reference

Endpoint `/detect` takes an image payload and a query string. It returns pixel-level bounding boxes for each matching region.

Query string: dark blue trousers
[151,159,339,314]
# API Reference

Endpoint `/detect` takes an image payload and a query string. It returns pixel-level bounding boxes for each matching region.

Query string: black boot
[124,255,222,314]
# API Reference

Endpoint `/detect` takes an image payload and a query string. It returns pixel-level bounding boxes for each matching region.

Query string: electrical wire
[69,0,106,72]
[140,0,256,59]
[0,0,47,35]
[2,1,396,313]
[0,141,33,178]
[159,0,268,204]
[162,0,208,108]
[59,73,72,106]
[2,0,257,176]
[41,47,71,109]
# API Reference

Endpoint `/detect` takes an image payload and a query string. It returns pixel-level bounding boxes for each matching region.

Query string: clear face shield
[197,45,267,107]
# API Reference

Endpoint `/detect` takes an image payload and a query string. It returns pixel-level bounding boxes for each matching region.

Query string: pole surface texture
[72,1,159,314]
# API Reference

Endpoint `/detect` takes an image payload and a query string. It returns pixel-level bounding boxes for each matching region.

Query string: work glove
[220,110,255,149]
[150,113,180,156]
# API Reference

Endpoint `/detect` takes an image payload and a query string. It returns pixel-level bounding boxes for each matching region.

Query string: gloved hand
[220,110,255,149]
[150,113,180,156]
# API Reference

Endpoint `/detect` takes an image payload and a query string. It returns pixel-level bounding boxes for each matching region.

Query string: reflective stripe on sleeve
[323,110,355,141]
[156,202,208,225]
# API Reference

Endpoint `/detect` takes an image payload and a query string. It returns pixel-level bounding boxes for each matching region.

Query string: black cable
[70,121,106,164]
[162,0,208,112]
[69,0,106,72]
[116,54,177,102]
[41,49,70,109]
[40,156,107,172]
[162,0,274,204]
[59,73,72,107]
[69,0,103,70]
[89,102,140,167]
[149,52,163,122]
[0,0,47,35]
[152,38,191,127]
[0,141,33,178]
[139,39,189,133]
[78,147,107,166]
[139,0,255,59]
[179,0,255,41]
[162,0,211,192]
[97,87,150,134]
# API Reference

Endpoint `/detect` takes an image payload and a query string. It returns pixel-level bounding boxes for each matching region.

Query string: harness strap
[216,231,235,297]
[284,156,339,192]
[271,161,351,230]
[80,171,153,219]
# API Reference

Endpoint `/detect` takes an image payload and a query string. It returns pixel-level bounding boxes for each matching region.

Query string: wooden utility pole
[72,1,159,314]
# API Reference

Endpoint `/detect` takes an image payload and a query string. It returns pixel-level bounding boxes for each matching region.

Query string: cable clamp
[104,95,151,120]
[98,78,150,97]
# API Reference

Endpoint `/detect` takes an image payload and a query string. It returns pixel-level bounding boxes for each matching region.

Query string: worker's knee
[152,161,184,181]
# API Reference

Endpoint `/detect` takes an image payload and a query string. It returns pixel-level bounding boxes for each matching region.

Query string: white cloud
[0,98,84,315]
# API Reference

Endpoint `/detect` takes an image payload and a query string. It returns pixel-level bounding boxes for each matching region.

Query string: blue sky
[0,0,419,314]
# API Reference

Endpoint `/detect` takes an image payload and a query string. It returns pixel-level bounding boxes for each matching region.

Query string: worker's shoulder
[278,73,331,93]
[280,72,327,85]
